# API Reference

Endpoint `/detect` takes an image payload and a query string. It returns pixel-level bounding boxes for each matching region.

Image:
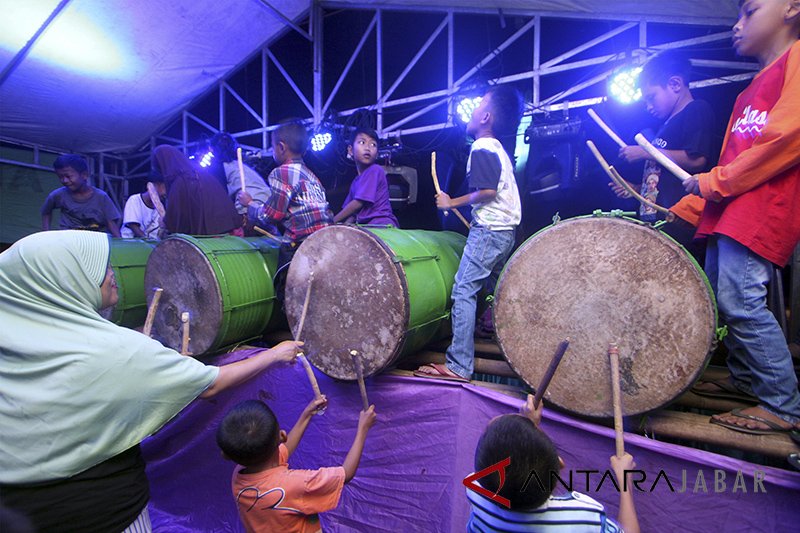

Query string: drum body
[285,226,466,380]
[144,235,280,355]
[494,215,717,417]
[101,238,157,327]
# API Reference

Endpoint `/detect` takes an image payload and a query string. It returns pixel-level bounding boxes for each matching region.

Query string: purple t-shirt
[343,165,398,226]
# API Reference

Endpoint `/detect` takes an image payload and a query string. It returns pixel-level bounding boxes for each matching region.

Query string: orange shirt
[231,444,346,533]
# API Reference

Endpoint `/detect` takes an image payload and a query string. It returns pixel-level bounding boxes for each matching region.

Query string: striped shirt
[467,487,622,533]
[251,158,333,243]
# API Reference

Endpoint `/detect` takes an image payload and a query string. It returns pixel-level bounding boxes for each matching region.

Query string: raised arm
[342,405,377,483]
[285,396,328,456]
[611,453,640,533]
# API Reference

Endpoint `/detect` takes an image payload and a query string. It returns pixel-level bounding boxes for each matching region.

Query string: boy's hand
[608,181,633,199]
[618,146,647,163]
[302,395,328,418]
[238,191,253,206]
[358,405,377,433]
[269,340,303,364]
[683,175,701,197]
[435,192,452,210]
[520,394,543,427]
[610,452,636,487]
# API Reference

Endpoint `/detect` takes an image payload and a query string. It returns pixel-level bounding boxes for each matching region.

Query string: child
[120,176,166,239]
[609,50,715,253]
[683,0,800,434]
[209,132,272,217]
[415,85,523,382]
[466,395,640,533]
[333,127,399,227]
[216,397,377,533]
[41,154,122,237]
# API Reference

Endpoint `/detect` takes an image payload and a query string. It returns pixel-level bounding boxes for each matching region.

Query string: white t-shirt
[222,161,272,214]
[468,137,521,230]
[121,193,160,239]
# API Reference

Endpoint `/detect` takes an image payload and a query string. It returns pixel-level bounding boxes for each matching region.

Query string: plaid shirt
[252,158,332,243]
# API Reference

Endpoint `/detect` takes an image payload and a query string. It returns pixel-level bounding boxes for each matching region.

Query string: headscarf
[153,145,242,235]
[0,231,218,484]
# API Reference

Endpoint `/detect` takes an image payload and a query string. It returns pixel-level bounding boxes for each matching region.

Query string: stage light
[311,131,332,152]
[608,66,643,105]
[457,97,482,123]
[198,151,214,168]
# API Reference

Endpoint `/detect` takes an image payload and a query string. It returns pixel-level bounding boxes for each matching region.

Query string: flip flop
[692,378,757,403]
[710,407,794,435]
[413,363,469,383]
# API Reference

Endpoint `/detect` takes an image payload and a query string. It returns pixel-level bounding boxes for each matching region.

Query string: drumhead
[494,216,716,417]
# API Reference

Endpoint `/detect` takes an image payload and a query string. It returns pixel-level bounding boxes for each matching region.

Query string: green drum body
[101,238,157,327]
[285,226,466,379]
[144,235,281,356]
[493,214,717,417]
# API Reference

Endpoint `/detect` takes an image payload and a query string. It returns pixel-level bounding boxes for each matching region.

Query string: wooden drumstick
[298,354,323,399]
[634,133,692,183]
[608,343,625,458]
[142,287,163,338]
[350,350,370,411]
[431,152,471,230]
[533,338,570,409]
[294,272,323,401]
[253,225,281,242]
[587,109,627,149]
[237,147,247,194]
[146,182,166,218]
[180,312,191,356]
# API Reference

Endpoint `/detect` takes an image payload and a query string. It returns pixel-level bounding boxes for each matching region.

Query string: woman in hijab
[0,230,301,532]
[153,144,243,235]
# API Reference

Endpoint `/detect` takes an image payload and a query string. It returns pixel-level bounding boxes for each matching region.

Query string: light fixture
[310,131,332,152]
[456,96,483,123]
[608,66,643,105]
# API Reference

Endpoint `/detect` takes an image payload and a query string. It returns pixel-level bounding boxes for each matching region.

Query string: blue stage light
[608,67,643,105]
[198,151,214,168]
[310,131,332,152]
[457,96,482,123]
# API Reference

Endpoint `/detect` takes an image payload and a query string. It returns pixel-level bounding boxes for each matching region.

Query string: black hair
[53,154,89,174]
[485,85,524,139]
[216,400,281,466]
[474,414,561,510]
[210,132,239,163]
[640,50,692,88]
[274,120,308,155]
[350,126,379,146]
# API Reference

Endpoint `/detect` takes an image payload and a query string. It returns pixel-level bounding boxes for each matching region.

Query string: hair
[474,414,561,510]
[273,120,308,155]
[216,400,281,466]
[210,132,239,163]
[53,154,89,174]
[350,126,378,146]
[639,50,692,88]
[484,85,524,139]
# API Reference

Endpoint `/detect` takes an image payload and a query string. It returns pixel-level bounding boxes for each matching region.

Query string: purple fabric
[142,349,800,532]
[343,165,398,226]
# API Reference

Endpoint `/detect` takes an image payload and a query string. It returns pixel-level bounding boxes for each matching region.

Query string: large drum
[494,214,717,417]
[285,226,466,380]
[144,235,281,355]
[101,238,156,327]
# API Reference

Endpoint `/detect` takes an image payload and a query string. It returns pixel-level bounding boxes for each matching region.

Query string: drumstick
[533,338,570,409]
[142,287,163,338]
[294,272,323,401]
[253,225,281,242]
[236,147,247,194]
[298,354,323,399]
[180,312,191,356]
[146,182,166,218]
[634,133,692,183]
[350,350,370,411]
[587,109,627,149]
[608,343,625,458]
[431,152,471,230]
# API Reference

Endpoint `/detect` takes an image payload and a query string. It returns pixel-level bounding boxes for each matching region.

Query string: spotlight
[310,131,332,152]
[456,96,482,123]
[608,66,643,105]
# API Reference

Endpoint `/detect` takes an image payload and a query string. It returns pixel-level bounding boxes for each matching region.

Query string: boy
[415,85,523,382]
[610,50,715,252]
[333,127,399,227]
[683,0,800,434]
[216,397,377,533]
[466,395,640,533]
[41,154,121,237]
[209,132,272,217]
[120,176,166,239]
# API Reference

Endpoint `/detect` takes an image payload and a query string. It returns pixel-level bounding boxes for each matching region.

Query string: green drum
[144,235,281,356]
[285,225,466,379]
[101,238,157,327]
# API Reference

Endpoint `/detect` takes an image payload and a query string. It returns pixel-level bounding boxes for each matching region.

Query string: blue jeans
[706,235,800,424]
[446,226,516,379]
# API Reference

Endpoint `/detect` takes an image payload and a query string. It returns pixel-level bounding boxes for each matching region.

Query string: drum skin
[494,215,717,417]
[144,235,280,356]
[285,226,466,380]
[101,238,157,327]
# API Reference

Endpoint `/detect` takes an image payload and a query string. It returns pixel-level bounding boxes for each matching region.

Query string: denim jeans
[706,235,800,424]
[446,226,516,379]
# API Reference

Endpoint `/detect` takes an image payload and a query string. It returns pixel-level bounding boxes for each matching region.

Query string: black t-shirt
[637,99,715,222]
[0,446,149,533]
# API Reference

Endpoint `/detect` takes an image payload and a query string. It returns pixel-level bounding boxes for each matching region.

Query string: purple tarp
[142,349,800,532]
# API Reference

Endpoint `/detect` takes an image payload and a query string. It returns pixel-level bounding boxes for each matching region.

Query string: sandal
[710,407,795,435]
[413,363,469,383]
